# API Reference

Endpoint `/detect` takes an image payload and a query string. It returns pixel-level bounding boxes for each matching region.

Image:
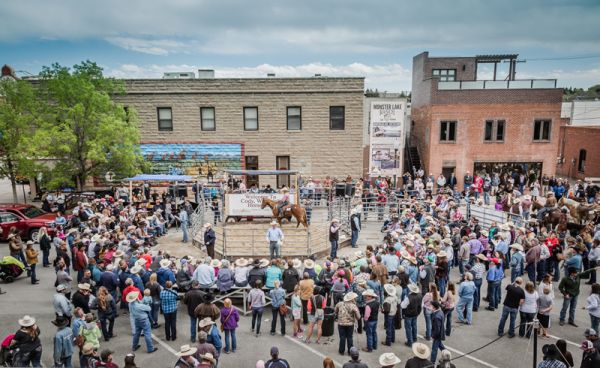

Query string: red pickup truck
[0,204,60,242]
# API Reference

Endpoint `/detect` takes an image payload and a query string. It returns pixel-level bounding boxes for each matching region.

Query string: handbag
[221,308,233,333]
[75,334,85,350]
[279,303,289,316]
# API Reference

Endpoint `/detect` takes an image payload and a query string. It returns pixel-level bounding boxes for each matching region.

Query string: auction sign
[369,101,406,177]
[226,193,296,217]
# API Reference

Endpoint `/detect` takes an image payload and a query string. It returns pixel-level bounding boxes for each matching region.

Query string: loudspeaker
[335,183,346,197]
[169,184,188,198]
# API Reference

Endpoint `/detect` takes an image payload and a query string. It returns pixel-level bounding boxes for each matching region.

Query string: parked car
[0,204,59,242]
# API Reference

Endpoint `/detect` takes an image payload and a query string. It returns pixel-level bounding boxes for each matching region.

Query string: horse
[261,197,309,228]
[558,197,597,224]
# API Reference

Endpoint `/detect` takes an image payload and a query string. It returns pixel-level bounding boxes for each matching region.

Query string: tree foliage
[28,61,145,190]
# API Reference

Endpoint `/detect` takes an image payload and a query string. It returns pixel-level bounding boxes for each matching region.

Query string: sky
[1,0,599,91]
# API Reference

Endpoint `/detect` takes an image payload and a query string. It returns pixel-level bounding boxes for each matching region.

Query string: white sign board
[226,193,296,217]
[369,101,405,177]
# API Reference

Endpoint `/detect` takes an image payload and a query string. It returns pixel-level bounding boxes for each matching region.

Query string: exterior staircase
[406,146,423,176]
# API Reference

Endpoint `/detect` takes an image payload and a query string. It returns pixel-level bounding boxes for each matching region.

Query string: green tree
[31,61,144,190]
[0,79,39,202]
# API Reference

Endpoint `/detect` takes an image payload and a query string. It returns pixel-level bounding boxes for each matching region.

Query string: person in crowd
[95,286,117,342]
[220,298,240,354]
[537,344,567,368]
[584,283,600,332]
[174,344,199,368]
[145,273,162,329]
[265,346,290,368]
[559,266,599,327]
[519,281,539,338]
[203,223,216,259]
[25,241,40,284]
[249,279,266,337]
[127,291,158,354]
[329,219,341,259]
[537,286,554,338]
[455,272,476,325]
[160,280,179,341]
[10,315,42,367]
[52,316,73,368]
[270,280,287,336]
[335,291,361,355]
[405,342,431,368]
[183,280,205,343]
[305,286,327,345]
[497,277,525,338]
[266,221,285,259]
[342,347,368,368]
[198,317,222,359]
[299,270,315,324]
[401,283,422,347]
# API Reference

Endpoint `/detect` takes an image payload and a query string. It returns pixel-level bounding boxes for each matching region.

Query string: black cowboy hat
[202,293,215,303]
[51,316,70,328]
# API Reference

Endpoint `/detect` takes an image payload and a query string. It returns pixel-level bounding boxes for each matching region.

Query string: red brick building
[409,52,563,188]
[556,125,600,180]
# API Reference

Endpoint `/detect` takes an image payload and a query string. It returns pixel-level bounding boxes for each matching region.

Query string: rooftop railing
[438,79,557,90]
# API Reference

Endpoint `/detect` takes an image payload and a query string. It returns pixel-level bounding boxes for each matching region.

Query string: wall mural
[140,143,243,178]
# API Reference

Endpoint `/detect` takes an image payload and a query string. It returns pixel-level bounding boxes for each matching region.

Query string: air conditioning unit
[163,72,195,79]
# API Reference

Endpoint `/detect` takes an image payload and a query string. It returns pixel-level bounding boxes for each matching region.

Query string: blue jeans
[269,241,280,259]
[133,318,154,352]
[56,355,73,368]
[437,278,447,297]
[351,230,359,248]
[252,307,264,334]
[431,339,446,364]
[42,249,50,266]
[224,329,237,352]
[483,191,490,205]
[591,315,600,333]
[526,263,536,283]
[498,305,518,336]
[456,297,473,324]
[330,240,338,259]
[424,310,432,339]
[444,309,453,336]
[190,315,197,342]
[181,223,189,243]
[151,301,160,327]
[487,280,500,309]
[510,268,522,283]
[338,325,354,354]
[559,295,578,323]
[365,320,378,350]
[404,316,418,345]
[384,314,395,344]
[30,264,37,284]
[473,278,483,310]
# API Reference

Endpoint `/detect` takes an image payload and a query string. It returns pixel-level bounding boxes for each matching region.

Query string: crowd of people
[2,170,600,368]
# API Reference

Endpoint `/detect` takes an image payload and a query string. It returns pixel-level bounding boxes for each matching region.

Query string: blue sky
[1,0,599,91]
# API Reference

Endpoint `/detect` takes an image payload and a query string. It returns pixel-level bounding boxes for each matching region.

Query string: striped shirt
[471,263,485,280]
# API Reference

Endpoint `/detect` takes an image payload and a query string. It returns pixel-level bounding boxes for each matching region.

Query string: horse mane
[561,198,579,207]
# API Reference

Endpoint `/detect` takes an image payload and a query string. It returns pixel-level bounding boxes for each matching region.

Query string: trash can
[322,307,335,337]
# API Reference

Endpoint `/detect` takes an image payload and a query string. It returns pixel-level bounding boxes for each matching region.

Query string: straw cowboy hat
[332,218,340,223]
[510,243,524,252]
[176,344,198,357]
[198,317,215,329]
[303,259,315,268]
[126,291,140,303]
[442,238,452,245]
[343,292,358,302]
[408,283,420,294]
[408,256,418,265]
[82,342,95,355]
[18,315,36,327]
[437,251,447,258]
[199,353,216,364]
[362,289,377,298]
[135,258,147,267]
[235,258,248,267]
[379,353,401,366]
[384,284,396,296]
[203,223,212,228]
[160,259,171,268]
[259,259,270,268]
[113,250,125,258]
[130,265,142,274]
[91,234,101,242]
[210,259,222,268]
[292,259,302,268]
[412,342,431,359]
[480,230,488,237]
[270,220,279,226]
[78,283,91,291]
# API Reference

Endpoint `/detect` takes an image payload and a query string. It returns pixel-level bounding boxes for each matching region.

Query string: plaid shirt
[471,263,485,280]
[160,288,178,313]
[537,360,566,368]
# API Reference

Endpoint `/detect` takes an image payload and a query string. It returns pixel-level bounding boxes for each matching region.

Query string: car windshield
[20,206,47,219]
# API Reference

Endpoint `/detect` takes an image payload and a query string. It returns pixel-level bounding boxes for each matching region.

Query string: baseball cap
[270,346,279,356]
[100,349,114,362]
[349,347,359,358]
[585,328,598,337]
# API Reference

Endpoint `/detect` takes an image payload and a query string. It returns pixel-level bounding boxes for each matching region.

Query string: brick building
[556,126,600,180]
[114,75,365,188]
[409,52,563,188]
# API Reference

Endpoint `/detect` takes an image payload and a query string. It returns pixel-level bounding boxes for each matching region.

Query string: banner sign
[226,193,296,217]
[369,101,406,177]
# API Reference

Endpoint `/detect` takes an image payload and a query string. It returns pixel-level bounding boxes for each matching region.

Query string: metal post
[533,318,539,368]
[22,183,27,204]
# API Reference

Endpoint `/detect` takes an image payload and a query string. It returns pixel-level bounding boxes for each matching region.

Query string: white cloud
[106,62,412,91]
[105,37,192,56]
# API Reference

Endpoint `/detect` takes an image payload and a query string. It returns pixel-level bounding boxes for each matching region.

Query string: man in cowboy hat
[379,352,402,368]
[401,283,422,347]
[128,291,158,353]
[183,281,206,343]
[382,284,398,346]
[54,284,73,321]
[203,223,216,259]
[174,344,199,368]
[52,316,74,368]
[198,317,222,359]
[362,289,379,352]
[405,342,431,368]
[335,291,361,355]
[330,218,341,259]
[266,221,284,259]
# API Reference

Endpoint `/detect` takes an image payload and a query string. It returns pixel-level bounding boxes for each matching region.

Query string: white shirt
[521,290,539,313]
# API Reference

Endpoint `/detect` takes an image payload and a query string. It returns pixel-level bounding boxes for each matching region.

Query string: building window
[245,156,259,187]
[432,69,456,82]
[484,120,505,142]
[244,107,258,131]
[287,106,302,130]
[123,106,130,123]
[201,107,215,131]
[157,107,173,131]
[440,121,457,142]
[578,149,587,172]
[330,106,345,130]
[533,120,551,141]
[276,156,290,188]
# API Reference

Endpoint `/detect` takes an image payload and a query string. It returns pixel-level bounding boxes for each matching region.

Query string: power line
[525,55,600,62]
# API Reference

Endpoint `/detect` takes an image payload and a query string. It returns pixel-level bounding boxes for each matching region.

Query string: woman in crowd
[95,286,117,342]
[248,280,266,337]
[220,298,240,354]
[584,283,600,332]
[519,281,539,339]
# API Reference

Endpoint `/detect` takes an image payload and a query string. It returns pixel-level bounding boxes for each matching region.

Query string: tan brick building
[114,76,365,187]
[410,52,563,188]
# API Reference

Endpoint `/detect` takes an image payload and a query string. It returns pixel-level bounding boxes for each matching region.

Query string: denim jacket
[269,287,286,308]
[53,326,74,363]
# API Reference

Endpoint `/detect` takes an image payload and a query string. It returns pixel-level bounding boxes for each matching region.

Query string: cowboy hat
[210,259,222,268]
[91,234,101,242]
[303,259,315,268]
[412,342,431,359]
[7,233,16,239]
[384,284,396,296]
[235,258,248,267]
[198,317,215,329]
[160,259,171,268]
[362,289,377,298]
[442,238,452,245]
[437,251,447,258]
[417,239,426,245]
[480,230,488,236]
[113,250,125,258]
[51,316,70,328]
[379,353,402,366]
[475,254,488,261]
[292,259,302,268]
[175,344,197,357]
[524,195,531,200]
[82,342,95,355]
[130,265,142,274]
[343,292,358,302]
[18,315,36,327]
[135,258,147,267]
[56,284,67,292]
[501,224,510,231]
[270,220,279,226]
[78,283,91,291]
[203,223,212,228]
[510,243,524,252]
[200,352,216,364]
[408,256,417,265]
[126,291,140,303]
[408,283,420,294]
[127,225,136,231]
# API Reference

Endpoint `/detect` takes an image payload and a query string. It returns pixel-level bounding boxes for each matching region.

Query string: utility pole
[532,318,539,368]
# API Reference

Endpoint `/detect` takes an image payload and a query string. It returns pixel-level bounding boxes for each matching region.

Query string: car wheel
[29,229,40,243]
[4,276,14,283]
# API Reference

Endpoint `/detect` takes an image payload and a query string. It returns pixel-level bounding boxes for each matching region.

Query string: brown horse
[558,197,598,224]
[261,197,308,228]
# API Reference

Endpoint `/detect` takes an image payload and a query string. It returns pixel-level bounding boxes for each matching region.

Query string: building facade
[410,52,563,188]
[114,76,365,188]
[556,126,600,180]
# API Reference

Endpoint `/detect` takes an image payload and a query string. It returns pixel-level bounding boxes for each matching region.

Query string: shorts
[308,309,324,323]
[292,310,301,320]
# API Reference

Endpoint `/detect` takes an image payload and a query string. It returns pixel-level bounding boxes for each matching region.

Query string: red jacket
[73,248,88,271]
